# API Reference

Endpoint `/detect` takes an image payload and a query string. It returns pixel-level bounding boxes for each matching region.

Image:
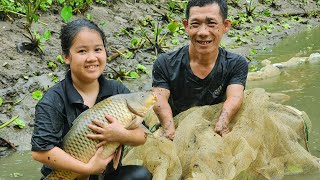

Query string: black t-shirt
[152,45,248,116]
[31,70,130,178]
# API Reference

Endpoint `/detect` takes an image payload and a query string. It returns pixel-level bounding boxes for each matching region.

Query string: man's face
[183,3,231,55]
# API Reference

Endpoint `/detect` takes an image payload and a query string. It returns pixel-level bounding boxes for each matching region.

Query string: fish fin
[126,116,144,130]
[113,146,122,170]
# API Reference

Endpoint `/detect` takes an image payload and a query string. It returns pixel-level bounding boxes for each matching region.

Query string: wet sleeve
[31,98,65,151]
[152,54,170,90]
[229,56,249,87]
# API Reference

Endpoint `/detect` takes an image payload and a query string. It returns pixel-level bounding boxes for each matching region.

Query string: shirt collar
[96,75,114,103]
[65,70,83,105]
[65,70,114,105]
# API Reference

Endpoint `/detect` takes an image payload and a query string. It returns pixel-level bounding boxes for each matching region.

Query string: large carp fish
[45,91,156,179]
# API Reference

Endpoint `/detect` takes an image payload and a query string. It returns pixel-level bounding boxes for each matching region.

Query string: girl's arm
[32,146,114,175]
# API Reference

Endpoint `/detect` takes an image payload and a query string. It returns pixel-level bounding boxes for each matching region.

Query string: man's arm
[152,87,175,140]
[214,84,244,136]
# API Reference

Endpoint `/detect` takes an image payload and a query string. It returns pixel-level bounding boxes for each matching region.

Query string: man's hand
[161,120,175,140]
[214,119,230,137]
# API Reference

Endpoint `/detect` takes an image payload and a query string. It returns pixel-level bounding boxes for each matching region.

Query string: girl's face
[64,28,107,83]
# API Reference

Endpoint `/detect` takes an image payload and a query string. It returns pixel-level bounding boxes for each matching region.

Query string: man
[152,0,248,140]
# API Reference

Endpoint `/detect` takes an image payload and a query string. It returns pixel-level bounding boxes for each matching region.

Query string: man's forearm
[218,94,243,124]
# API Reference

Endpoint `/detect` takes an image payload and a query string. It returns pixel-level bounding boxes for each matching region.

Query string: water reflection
[0,151,41,180]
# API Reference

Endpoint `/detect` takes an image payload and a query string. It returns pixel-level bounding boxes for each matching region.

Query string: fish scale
[44,92,156,180]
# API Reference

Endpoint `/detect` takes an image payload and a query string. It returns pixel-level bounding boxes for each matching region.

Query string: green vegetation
[32,90,43,101]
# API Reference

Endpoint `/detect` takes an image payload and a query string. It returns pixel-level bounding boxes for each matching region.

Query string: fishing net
[122,88,320,180]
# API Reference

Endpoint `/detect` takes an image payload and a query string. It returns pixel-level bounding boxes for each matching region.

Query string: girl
[31,19,151,180]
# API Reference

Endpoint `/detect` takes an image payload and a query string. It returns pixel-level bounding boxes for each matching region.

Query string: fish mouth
[127,93,157,116]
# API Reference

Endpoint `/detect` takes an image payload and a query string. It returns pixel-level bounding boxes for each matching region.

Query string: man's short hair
[185,0,228,21]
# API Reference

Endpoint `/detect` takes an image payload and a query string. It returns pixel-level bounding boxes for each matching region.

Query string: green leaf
[32,14,39,23]
[86,13,93,20]
[254,26,262,32]
[61,5,72,23]
[48,61,57,70]
[131,37,142,49]
[0,97,3,106]
[43,30,51,41]
[56,55,65,64]
[137,64,147,73]
[129,71,139,79]
[167,21,179,33]
[32,90,43,101]
[13,118,25,129]
[122,50,134,59]
[171,39,179,45]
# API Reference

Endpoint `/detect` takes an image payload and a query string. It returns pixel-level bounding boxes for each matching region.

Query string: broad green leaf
[0,97,3,106]
[167,21,179,33]
[61,5,72,23]
[32,90,43,100]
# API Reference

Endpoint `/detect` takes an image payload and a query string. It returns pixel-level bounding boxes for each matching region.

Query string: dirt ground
[0,0,319,151]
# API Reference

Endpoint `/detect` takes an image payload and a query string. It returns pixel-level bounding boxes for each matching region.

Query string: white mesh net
[123,88,320,180]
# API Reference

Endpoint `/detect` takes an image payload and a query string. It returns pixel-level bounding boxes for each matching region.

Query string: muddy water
[247,26,320,159]
[1,27,320,179]
[0,151,41,179]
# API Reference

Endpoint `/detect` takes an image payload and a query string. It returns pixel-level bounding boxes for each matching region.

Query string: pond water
[1,27,319,180]
[247,26,320,159]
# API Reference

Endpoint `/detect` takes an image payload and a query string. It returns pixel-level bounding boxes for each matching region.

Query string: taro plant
[245,0,256,17]
[14,0,52,58]
[16,28,51,58]
[142,19,180,56]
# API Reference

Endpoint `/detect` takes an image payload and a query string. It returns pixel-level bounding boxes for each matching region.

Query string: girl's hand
[87,114,127,147]
[86,147,114,175]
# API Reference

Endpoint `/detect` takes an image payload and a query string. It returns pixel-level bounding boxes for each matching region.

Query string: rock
[307,53,320,63]
[280,57,308,67]
[247,65,281,81]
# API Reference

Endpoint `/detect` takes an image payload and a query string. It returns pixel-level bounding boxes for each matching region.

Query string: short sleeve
[229,56,249,87]
[31,97,66,151]
[152,54,170,90]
